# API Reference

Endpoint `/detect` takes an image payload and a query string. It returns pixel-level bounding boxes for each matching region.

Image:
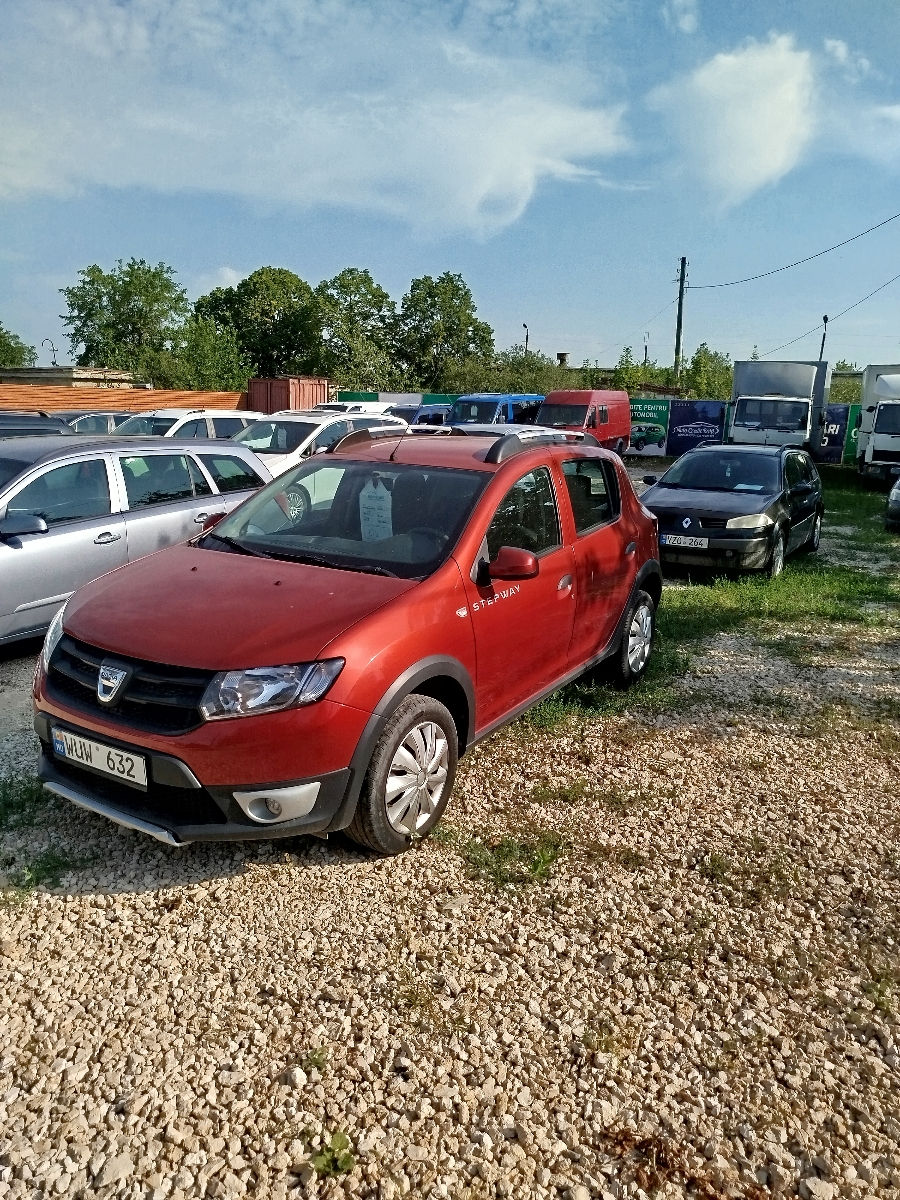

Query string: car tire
[347,694,458,855]
[612,590,655,689]
[767,528,787,578]
[803,510,822,553]
[284,484,311,522]
[634,438,646,451]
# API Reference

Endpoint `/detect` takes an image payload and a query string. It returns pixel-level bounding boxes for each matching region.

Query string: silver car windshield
[204,459,488,578]
[233,420,319,453]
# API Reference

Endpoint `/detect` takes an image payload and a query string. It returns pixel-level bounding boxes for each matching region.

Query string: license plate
[51,728,147,788]
[661,533,709,548]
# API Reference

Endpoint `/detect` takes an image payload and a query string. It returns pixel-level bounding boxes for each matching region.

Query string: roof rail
[478,428,600,463]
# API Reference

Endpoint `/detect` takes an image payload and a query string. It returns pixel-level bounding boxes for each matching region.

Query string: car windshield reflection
[204,459,488,578]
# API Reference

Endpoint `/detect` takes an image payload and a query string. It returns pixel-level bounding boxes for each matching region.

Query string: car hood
[63,543,417,669]
[641,485,778,517]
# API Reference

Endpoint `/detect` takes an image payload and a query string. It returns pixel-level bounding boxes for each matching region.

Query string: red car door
[559,457,636,668]
[461,466,575,731]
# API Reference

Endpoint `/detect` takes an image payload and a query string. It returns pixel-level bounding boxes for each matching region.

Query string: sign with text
[627,398,671,456]
[665,400,726,457]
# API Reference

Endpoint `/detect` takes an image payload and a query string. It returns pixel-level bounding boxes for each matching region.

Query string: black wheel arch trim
[327,656,475,833]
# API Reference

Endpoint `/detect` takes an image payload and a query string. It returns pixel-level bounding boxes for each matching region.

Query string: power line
[686,210,900,290]
[595,298,676,359]
[761,269,900,357]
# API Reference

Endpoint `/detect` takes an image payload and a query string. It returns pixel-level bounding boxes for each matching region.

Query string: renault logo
[682,517,692,530]
[97,662,130,706]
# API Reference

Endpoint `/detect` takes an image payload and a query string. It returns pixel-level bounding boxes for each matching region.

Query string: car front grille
[658,514,727,531]
[47,635,214,735]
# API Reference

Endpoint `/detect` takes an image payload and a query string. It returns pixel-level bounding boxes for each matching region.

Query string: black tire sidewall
[613,589,655,689]
[351,694,459,855]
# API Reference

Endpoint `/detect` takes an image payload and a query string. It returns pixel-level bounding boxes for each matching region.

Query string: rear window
[198,454,266,493]
[116,414,178,436]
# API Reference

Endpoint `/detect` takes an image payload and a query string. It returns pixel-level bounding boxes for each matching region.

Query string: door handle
[557,574,573,591]
[624,541,636,556]
[93,531,123,544]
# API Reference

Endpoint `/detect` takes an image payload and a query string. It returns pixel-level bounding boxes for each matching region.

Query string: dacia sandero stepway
[34,427,661,854]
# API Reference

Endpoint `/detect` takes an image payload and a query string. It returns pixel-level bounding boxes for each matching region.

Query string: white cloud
[823,38,871,83]
[661,0,698,36]
[0,0,626,235]
[648,34,816,206]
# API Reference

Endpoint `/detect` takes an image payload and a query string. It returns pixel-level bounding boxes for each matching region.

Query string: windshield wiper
[204,532,274,558]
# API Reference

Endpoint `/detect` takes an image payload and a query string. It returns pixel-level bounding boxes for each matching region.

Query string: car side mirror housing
[488,545,539,581]
[201,511,227,531]
[642,475,658,485]
[0,513,49,540]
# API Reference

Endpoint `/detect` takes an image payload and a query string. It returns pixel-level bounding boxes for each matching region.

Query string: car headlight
[725,513,774,531]
[199,659,344,720]
[41,605,67,671]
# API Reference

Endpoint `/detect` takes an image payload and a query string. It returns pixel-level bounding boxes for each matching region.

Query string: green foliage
[396,272,494,390]
[311,1131,355,1177]
[0,321,37,367]
[195,266,320,377]
[314,268,404,390]
[0,775,45,830]
[443,345,567,395]
[453,831,565,887]
[60,258,190,385]
[682,341,733,400]
[830,359,861,406]
[168,316,253,391]
[2,848,80,905]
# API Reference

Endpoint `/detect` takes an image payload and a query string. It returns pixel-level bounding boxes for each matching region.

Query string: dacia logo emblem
[682,517,692,530]
[97,662,129,706]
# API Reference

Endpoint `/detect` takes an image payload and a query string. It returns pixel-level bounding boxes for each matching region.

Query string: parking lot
[1,471,899,1199]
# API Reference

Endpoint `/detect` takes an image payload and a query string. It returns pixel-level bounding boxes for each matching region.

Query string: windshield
[534,403,587,427]
[116,414,178,435]
[660,452,781,493]
[204,459,489,579]
[233,420,319,453]
[874,404,900,434]
[734,397,808,431]
[449,399,501,423]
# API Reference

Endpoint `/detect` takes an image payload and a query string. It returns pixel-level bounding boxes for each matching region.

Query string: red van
[536,391,631,455]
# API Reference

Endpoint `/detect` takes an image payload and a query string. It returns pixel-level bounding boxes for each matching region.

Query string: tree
[0,321,37,367]
[396,273,494,390]
[195,267,320,377]
[313,268,403,389]
[60,259,189,384]
[168,317,253,391]
[830,359,861,406]
[682,342,733,399]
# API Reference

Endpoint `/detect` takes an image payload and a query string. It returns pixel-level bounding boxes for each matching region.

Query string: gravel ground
[1,524,899,1199]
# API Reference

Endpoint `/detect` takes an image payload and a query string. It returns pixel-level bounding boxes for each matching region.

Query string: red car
[34,428,661,855]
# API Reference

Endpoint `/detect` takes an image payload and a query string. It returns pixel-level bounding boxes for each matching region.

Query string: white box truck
[727,360,831,454]
[856,365,900,482]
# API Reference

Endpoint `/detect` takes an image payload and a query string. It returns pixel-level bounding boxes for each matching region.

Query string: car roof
[0,434,262,469]
[55,409,132,417]
[685,443,792,457]
[124,408,254,418]
[331,428,608,471]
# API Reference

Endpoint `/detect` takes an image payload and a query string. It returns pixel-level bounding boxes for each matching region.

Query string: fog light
[265,797,283,816]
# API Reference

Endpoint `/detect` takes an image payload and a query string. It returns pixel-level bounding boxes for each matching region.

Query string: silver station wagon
[0,435,272,646]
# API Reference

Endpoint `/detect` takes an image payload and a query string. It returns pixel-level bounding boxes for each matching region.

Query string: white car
[233,411,408,475]
[115,409,266,438]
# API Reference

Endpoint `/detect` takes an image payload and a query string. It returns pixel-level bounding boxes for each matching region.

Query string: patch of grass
[695,840,799,907]
[455,831,565,887]
[1,848,79,905]
[697,851,733,885]
[311,1131,355,1178]
[302,1046,329,1073]
[0,775,46,832]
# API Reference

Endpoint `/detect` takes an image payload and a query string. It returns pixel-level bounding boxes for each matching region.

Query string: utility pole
[674,256,687,382]
[523,323,529,355]
[819,315,828,361]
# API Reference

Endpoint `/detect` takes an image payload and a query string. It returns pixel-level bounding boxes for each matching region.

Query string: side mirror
[0,513,49,540]
[488,545,539,581]
[642,475,658,485]
[201,511,226,531]
[866,405,876,413]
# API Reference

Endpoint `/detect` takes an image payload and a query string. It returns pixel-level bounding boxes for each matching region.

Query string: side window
[595,406,609,426]
[197,454,266,494]
[186,457,214,497]
[486,467,561,557]
[211,417,245,437]
[72,415,109,433]
[310,421,349,452]
[121,454,195,508]
[178,418,207,438]
[562,459,619,533]
[784,454,803,490]
[8,459,111,525]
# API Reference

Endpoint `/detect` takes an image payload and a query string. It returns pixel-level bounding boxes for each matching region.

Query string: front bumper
[35,710,355,844]
[659,533,771,572]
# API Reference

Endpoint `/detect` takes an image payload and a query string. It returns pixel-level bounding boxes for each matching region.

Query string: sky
[2,0,900,374]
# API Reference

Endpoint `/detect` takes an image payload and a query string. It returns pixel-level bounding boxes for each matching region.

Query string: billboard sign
[665,400,726,457]
[627,398,670,455]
